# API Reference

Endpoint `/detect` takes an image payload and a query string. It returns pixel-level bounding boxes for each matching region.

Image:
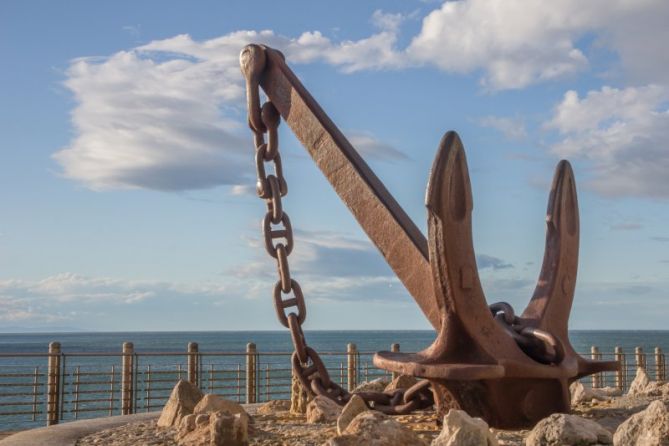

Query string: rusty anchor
[240,44,619,428]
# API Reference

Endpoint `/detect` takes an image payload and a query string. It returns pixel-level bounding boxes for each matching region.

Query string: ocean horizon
[2,330,668,355]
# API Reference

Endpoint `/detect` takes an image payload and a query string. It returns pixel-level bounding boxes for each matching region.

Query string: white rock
[290,373,312,415]
[628,367,651,395]
[598,386,622,397]
[257,399,291,415]
[570,381,610,404]
[157,380,204,427]
[306,395,343,423]
[613,400,669,445]
[431,409,497,446]
[337,395,368,435]
[179,410,248,446]
[178,413,197,435]
[627,367,663,396]
[194,394,246,417]
[384,375,418,393]
[329,410,427,446]
[525,413,612,446]
[352,378,389,393]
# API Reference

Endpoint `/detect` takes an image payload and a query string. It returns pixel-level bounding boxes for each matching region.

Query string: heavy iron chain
[241,44,434,415]
[489,302,565,365]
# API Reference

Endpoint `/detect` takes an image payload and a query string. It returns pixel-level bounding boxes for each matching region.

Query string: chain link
[489,302,565,364]
[242,45,434,415]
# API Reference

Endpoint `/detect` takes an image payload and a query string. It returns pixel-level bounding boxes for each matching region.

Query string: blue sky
[1,0,668,332]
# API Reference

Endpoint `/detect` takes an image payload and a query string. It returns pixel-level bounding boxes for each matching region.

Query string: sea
[0,330,667,432]
[1,330,668,356]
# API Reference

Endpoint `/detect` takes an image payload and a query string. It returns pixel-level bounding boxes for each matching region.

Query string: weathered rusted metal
[240,43,619,428]
[242,43,433,416]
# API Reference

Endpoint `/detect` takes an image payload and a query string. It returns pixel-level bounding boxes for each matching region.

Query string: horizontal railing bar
[69,380,115,386]
[0,392,43,397]
[0,401,41,407]
[66,389,114,395]
[63,407,113,414]
[0,373,46,378]
[67,398,114,404]
[0,410,42,416]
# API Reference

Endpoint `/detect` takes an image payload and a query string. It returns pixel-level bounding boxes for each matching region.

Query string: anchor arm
[243,44,440,329]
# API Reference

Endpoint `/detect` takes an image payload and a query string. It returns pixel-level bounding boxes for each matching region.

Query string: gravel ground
[74,396,661,446]
[73,409,528,446]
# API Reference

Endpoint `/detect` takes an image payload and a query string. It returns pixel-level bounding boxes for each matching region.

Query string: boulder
[290,373,313,415]
[337,394,368,435]
[613,400,669,445]
[178,413,197,434]
[178,410,249,446]
[628,367,663,396]
[431,409,497,446]
[157,380,204,427]
[257,399,291,415]
[193,394,247,417]
[570,381,611,404]
[526,413,612,446]
[598,386,623,397]
[332,410,427,446]
[384,375,418,393]
[306,395,343,423]
[352,378,389,394]
[195,413,210,427]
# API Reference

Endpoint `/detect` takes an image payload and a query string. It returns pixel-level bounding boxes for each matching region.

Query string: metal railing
[0,341,391,431]
[0,343,664,431]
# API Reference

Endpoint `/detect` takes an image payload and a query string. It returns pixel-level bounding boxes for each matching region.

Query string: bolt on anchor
[240,44,619,428]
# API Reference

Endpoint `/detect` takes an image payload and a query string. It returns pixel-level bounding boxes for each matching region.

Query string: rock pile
[628,367,669,397]
[157,380,251,446]
[75,373,669,446]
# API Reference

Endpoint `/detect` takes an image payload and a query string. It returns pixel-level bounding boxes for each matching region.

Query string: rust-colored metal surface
[240,44,619,428]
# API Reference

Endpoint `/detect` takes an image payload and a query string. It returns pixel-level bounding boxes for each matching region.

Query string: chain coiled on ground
[240,44,434,415]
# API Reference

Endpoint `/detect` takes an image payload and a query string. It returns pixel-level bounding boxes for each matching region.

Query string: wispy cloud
[347,131,408,162]
[478,116,527,140]
[477,254,513,270]
[609,222,643,231]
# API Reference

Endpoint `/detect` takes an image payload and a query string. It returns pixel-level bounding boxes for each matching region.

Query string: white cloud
[406,0,669,89]
[53,2,669,191]
[478,116,527,140]
[546,85,669,198]
[54,28,407,191]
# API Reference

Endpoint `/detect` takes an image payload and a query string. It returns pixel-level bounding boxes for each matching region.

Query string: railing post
[614,346,624,390]
[391,343,400,380]
[246,343,256,404]
[347,343,357,392]
[635,346,645,371]
[590,346,601,387]
[121,342,134,415]
[656,347,665,382]
[187,342,199,386]
[46,342,61,426]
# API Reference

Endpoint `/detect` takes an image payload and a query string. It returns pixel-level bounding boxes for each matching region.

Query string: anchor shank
[258,47,440,330]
